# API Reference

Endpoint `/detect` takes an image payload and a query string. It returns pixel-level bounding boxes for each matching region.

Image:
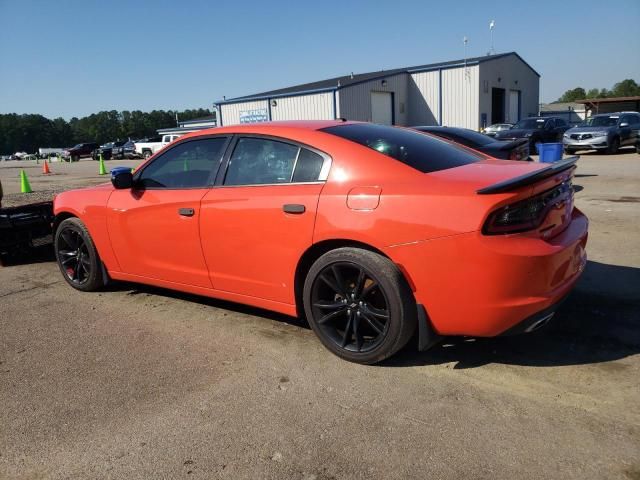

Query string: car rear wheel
[143,150,152,159]
[303,248,417,364]
[55,217,106,292]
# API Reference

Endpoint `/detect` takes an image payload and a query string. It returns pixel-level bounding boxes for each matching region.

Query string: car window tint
[138,138,227,189]
[224,138,299,186]
[322,123,481,174]
[292,148,324,182]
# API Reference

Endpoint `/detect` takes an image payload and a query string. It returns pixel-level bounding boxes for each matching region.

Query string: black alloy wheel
[311,261,390,353]
[303,248,416,364]
[55,217,106,291]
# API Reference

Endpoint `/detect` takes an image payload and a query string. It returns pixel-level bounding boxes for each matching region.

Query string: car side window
[224,138,326,186]
[292,148,325,182]
[619,115,633,126]
[138,138,227,189]
[556,118,567,127]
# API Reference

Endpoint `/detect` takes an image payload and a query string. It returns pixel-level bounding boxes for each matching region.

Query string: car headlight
[563,134,569,138]
[525,133,533,137]
[591,131,607,138]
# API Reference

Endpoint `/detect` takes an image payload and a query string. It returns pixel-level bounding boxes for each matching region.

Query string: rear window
[322,123,481,173]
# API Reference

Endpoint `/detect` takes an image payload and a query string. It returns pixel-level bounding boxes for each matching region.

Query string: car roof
[181,120,356,139]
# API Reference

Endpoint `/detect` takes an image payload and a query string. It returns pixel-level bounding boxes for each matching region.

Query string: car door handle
[283,204,305,214]
[178,208,195,217]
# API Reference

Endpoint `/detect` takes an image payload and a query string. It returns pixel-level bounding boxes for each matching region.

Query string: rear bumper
[498,295,567,336]
[385,208,588,337]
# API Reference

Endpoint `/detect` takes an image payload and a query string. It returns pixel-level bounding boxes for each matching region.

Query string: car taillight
[483,182,572,235]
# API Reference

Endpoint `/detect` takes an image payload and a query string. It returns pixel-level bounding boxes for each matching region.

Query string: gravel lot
[1,150,639,479]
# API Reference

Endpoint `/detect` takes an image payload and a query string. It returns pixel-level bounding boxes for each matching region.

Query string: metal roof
[178,115,217,125]
[575,96,640,104]
[215,52,539,105]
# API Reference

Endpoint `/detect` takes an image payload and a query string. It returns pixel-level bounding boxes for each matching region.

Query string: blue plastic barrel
[537,143,563,163]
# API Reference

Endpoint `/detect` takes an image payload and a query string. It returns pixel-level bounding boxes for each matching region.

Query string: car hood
[566,126,614,134]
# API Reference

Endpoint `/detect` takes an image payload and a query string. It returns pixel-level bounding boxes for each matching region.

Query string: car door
[543,119,557,142]
[618,114,634,145]
[107,136,229,287]
[199,136,331,304]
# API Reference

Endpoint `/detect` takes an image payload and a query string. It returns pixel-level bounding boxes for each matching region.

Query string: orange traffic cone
[42,160,51,174]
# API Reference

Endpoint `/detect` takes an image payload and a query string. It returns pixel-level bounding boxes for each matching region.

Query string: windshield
[322,124,482,174]
[514,119,547,130]
[584,116,618,127]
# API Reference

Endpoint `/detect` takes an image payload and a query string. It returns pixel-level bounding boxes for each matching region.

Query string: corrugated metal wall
[441,65,479,129]
[478,56,540,126]
[408,70,440,125]
[270,92,334,121]
[338,74,409,125]
[220,100,269,126]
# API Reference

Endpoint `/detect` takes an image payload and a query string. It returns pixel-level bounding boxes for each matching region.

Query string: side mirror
[619,122,629,127]
[111,166,133,189]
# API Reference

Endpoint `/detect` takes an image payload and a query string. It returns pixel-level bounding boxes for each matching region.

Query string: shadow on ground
[386,260,640,369]
[3,246,639,369]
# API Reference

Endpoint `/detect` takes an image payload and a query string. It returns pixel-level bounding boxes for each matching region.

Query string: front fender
[54,187,121,272]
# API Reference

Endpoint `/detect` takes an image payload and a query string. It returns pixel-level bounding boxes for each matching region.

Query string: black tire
[303,248,417,364]
[71,154,79,162]
[564,148,575,155]
[529,140,538,155]
[607,137,620,155]
[143,150,152,160]
[54,217,106,292]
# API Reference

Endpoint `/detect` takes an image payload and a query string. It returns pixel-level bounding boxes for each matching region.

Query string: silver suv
[563,112,640,154]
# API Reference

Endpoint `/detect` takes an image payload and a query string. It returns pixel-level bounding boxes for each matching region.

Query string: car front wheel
[303,248,417,364]
[55,217,107,291]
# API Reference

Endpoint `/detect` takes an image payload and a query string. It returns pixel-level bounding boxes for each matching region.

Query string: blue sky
[1,0,638,119]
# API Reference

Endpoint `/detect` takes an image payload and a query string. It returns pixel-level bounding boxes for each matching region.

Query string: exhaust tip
[524,313,555,333]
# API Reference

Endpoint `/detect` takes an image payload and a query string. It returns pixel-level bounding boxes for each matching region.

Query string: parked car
[495,117,570,154]
[52,121,588,364]
[111,140,139,159]
[135,134,182,159]
[483,123,514,137]
[64,143,98,162]
[92,141,126,161]
[412,126,530,161]
[563,112,640,155]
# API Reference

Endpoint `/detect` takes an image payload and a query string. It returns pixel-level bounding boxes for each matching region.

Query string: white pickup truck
[135,134,182,159]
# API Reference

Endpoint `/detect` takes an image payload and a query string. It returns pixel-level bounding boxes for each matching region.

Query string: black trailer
[0,181,54,260]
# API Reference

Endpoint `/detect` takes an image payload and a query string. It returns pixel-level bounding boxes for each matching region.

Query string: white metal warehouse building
[215,52,540,130]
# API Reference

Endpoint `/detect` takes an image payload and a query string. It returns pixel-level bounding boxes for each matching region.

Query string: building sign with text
[239,108,268,123]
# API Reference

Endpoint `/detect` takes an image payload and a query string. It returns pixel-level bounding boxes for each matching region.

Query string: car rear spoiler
[477,156,579,195]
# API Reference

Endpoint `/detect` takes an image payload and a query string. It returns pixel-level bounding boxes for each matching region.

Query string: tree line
[0,108,214,155]
[554,79,640,103]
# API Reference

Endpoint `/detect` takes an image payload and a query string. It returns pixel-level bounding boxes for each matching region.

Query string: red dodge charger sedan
[53,121,588,364]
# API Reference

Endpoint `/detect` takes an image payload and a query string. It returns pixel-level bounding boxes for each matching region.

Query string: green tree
[0,107,214,154]
[610,79,640,97]
[585,88,600,99]
[556,87,587,103]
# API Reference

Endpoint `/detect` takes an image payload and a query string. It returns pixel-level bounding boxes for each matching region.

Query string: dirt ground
[1,150,639,479]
